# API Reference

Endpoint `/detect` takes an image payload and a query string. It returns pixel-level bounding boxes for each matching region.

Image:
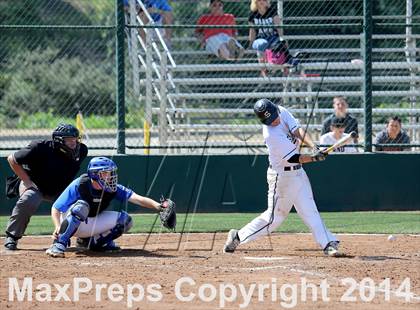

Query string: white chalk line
[228,264,330,278]
[244,256,290,261]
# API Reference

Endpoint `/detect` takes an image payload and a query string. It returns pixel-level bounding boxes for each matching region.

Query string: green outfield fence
[0,0,419,155]
[1,154,420,213]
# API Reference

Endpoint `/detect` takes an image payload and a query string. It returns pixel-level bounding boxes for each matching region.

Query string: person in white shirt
[320,116,358,153]
[223,99,340,257]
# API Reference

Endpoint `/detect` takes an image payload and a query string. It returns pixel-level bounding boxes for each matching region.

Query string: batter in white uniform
[224,99,340,256]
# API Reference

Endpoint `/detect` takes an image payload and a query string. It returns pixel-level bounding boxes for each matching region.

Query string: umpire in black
[4,124,88,250]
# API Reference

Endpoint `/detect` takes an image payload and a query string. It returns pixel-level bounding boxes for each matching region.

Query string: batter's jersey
[320,132,358,153]
[262,106,300,172]
[53,174,133,217]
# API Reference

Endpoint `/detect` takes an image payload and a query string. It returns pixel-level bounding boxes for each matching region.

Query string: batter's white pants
[61,211,121,238]
[237,167,338,249]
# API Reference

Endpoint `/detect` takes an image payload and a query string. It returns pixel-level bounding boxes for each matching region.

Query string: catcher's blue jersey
[53,175,133,214]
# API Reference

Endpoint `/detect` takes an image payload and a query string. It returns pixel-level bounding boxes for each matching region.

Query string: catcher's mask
[254,99,279,125]
[52,123,81,160]
[88,157,118,193]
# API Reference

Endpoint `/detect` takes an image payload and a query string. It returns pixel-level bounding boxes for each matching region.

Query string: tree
[1,48,115,122]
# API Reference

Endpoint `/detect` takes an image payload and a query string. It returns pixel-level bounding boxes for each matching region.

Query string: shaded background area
[1,154,419,214]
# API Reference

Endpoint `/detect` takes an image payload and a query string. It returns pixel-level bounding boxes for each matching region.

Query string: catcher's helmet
[253,99,279,125]
[88,157,118,193]
[52,123,80,160]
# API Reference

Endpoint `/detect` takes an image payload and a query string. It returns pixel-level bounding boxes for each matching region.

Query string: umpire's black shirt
[13,140,88,197]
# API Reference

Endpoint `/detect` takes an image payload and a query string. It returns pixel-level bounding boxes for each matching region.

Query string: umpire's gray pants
[5,181,53,240]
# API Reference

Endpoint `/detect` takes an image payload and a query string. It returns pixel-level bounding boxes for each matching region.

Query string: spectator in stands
[322,96,358,140]
[320,116,358,153]
[124,0,173,48]
[248,0,296,76]
[196,0,245,60]
[374,116,411,151]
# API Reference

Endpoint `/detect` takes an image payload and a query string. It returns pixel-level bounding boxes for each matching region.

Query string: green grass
[1,212,419,236]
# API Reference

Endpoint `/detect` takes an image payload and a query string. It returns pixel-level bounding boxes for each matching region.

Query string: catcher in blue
[46,156,176,258]
[223,99,340,256]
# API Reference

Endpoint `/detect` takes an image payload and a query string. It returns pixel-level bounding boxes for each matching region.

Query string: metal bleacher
[126,0,420,152]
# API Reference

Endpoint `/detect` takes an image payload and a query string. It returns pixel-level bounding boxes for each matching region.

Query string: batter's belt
[269,164,302,171]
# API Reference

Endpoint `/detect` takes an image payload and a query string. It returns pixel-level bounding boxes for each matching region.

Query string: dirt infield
[1,233,419,310]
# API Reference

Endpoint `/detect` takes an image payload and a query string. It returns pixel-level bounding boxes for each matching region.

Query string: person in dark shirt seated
[374,116,411,151]
[322,96,358,143]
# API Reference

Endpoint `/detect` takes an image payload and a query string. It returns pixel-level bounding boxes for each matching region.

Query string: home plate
[243,256,290,261]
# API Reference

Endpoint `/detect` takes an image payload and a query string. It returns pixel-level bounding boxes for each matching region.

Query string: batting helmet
[253,99,279,125]
[87,157,118,193]
[52,123,81,160]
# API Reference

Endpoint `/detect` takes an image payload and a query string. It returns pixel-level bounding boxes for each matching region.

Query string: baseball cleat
[323,241,340,257]
[90,240,121,253]
[4,236,18,251]
[223,229,240,253]
[46,242,66,258]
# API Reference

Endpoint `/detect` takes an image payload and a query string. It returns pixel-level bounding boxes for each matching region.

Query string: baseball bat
[322,131,357,154]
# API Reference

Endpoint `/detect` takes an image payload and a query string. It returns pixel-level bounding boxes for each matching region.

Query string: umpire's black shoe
[4,236,18,251]
[76,237,90,249]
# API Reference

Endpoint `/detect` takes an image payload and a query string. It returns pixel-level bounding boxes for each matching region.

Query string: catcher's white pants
[61,211,120,238]
[237,167,338,249]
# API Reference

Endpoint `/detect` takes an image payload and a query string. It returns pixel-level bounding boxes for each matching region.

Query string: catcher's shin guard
[89,211,132,250]
[57,200,89,247]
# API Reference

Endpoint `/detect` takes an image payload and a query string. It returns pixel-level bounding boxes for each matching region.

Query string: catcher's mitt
[159,198,176,230]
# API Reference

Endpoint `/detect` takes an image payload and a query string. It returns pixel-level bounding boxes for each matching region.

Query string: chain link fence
[1,0,419,155]
[0,0,120,153]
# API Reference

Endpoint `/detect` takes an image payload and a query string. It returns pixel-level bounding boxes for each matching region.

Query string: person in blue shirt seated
[124,0,173,48]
